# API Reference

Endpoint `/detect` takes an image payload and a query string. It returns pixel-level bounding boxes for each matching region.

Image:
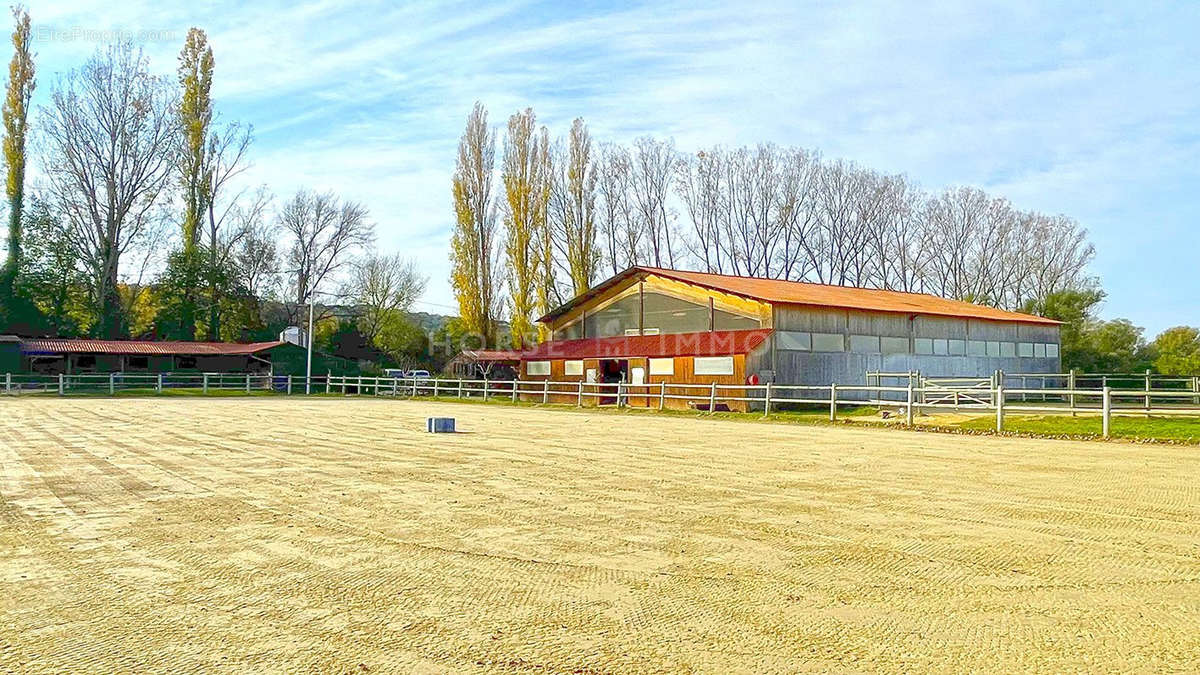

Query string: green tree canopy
[1151,326,1200,375]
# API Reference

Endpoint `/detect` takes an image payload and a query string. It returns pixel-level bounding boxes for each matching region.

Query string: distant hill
[408,311,454,335]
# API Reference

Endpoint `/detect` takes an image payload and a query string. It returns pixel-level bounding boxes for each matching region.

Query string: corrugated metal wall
[761,306,1061,391]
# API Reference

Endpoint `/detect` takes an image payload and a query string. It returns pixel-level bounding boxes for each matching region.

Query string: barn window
[986,341,1001,357]
[811,333,844,352]
[639,292,712,334]
[713,309,760,331]
[1018,342,1034,358]
[1046,343,1060,358]
[776,331,811,351]
[948,339,966,356]
[564,360,583,376]
[526,361,551,376]
[882,336,909,354]
[932,338,949,355]
[849,335,881,353]
[561,321,584,340]
[649,358,674,375]
[967,340,987,357]
[1000,342,1016,358]
[914,338,934,355]
[1034,343,1047,358]
[694,356,734,376]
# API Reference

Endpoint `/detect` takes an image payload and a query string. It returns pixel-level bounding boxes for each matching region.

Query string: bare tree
[40,42,178,338]
[281,188,374,324]
[773,146,821,280]
[595,142,641,275]
[350,253,428,342]
[675,147,725,273]
[631,136,676,267]
[201,121,253,339]
[233,195,280,301]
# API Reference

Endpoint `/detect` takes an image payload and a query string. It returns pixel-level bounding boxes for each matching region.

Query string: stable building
[517,267,1061,409]
[6,338,347,377]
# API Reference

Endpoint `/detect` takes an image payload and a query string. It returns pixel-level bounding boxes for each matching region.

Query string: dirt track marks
[2,397,1199,672]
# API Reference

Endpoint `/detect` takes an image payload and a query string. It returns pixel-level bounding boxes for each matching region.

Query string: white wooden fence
[6,371,1199,439]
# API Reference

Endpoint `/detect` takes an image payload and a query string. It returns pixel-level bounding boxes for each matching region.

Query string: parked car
[384,368,432,379]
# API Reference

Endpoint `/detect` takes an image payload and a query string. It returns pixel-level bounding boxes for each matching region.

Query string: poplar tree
[176,27,213,339]
[501,108,551,349]
[1,6,34,301]
[450,102,500,348]
[550,118,599,297]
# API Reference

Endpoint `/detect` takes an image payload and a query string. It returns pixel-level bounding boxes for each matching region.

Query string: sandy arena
[1,397,1198,672]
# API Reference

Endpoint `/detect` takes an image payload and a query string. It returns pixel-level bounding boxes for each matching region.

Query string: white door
[631,367,645,385]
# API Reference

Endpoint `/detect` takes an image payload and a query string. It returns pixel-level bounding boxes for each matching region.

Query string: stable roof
[540,267,1060,326]
[20,339,286,357]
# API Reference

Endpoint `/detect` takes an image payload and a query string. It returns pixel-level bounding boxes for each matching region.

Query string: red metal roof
[540,266,1060,325]
[519,330,771,361]
[20,339,286,356]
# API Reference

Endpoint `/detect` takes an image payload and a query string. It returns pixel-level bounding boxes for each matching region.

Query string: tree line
[448,101,1200,374]
[0,10,430,371]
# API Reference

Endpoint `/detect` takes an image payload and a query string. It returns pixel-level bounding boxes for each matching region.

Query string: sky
[18,0,1200,336]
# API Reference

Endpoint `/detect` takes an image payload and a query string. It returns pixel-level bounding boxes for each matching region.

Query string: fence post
[58,373,65,396]
[4,372,9,395]
[202,372,209,395]
[617,382,624,408]
[512,380,519,403]
[158,373,165,394]
[1102,386,1112,439]
[829,383,837,422]
[1068,369,1076,415]
[708,382,716,414]
[1144,369,1151,417]
[411,378,417,397]
[1194,375,1199,406]
[326,372,331,395]
[660,381,667,411]
[109,372,116,396]
[287,375,293,395]
[763,382,771,417]
[905,380,914,426]
[578,380,584,407]
[995,384,1005,432]
[245,374,251,394]
[483,378,489,401]
[539,379,547,404]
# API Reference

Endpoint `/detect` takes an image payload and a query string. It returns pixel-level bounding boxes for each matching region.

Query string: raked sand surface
[1,397,1198,672]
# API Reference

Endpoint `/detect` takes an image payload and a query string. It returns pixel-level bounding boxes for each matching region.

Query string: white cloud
[23,0,1200,332]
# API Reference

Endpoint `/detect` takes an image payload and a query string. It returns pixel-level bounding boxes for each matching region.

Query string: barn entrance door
[597,359,627,405]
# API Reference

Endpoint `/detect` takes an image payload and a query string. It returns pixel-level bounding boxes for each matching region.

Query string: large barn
[517,266,1061,409]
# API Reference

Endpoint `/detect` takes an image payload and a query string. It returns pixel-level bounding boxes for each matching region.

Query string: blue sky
[22,0,1200,336]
